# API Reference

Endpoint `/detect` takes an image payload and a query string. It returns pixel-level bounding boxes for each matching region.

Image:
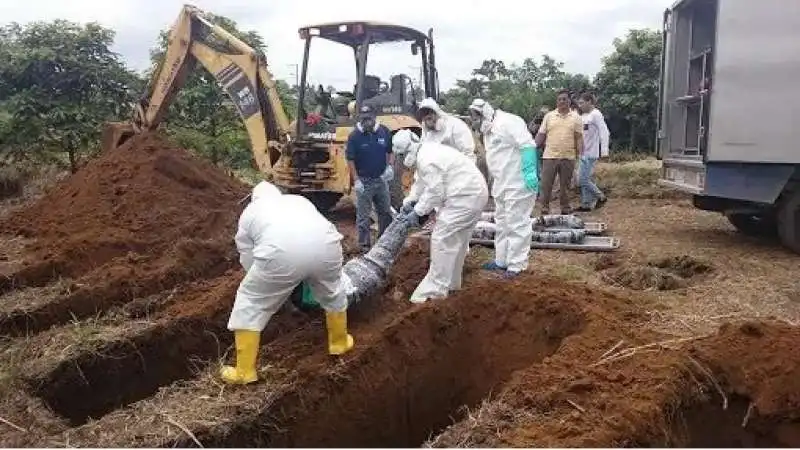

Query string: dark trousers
[539,158,575,214]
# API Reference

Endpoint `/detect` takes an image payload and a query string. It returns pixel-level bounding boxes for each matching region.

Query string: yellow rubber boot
[326,311,355,355]
[220,330,260,385]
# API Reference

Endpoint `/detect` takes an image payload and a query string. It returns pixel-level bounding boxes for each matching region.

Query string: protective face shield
[392,129,421,168]
[468,98,495,134]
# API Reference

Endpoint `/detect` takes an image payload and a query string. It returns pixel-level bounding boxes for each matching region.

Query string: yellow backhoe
[103,5,441,211]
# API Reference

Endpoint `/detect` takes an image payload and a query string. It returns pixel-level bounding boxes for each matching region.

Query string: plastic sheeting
[341,214,416,307]
[472,220,586,244]
[479,212,586,230]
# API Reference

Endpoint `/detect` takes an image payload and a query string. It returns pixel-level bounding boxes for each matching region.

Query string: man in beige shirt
[535,90,584,214]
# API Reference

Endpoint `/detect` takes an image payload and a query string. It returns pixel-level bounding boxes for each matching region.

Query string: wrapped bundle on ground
[471,221,586,244]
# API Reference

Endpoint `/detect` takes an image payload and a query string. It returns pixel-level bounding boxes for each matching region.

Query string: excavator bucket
[101,122,136,153]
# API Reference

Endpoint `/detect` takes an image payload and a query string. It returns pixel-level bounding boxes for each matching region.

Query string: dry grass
[527,197,800,338]
[0,167,24,200]
[0,165,69,218]
[0,236,34,276]
[594,159,688,200]
[0,278,73,314]
[424,395,540,448]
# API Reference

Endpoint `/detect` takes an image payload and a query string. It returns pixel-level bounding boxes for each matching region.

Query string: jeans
[355,177,393,251]
[577,156,604,208]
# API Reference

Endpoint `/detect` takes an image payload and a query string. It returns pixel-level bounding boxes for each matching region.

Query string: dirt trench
[2,132,800,448]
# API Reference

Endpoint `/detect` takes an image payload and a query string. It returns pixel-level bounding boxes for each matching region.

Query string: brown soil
[0,132,247,292]
[1,133,799,448]
[0,132,248,333]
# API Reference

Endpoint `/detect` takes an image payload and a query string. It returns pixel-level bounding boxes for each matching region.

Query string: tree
[441,55,594,121]
[0,21,138,171]
[594,29,663,151]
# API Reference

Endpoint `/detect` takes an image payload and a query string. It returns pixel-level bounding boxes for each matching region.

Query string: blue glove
[520,144,539,192]
[354,178,365,195]
[381,165,394,183]
[403,211,421,227]
[400,200,416,214]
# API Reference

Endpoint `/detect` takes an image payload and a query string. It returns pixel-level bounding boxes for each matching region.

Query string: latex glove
[403,211,421,227]
[381,165,394,183]
[354,178,365,195]
[400,199,417,214]
[520,144,539,192]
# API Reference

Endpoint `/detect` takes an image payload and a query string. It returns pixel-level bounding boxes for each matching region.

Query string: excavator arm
[104,5,292,174]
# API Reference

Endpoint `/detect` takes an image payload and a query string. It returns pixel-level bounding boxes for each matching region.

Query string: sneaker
[594,197,608,210]
[482,261,507,271]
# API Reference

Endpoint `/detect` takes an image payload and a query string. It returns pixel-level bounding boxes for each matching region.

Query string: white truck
[656,0,800,254]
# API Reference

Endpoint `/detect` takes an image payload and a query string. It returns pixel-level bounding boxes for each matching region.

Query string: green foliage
[594,29,663,151]
[0,20,139,171]
[441,29,661,154]
[442,55,592,120]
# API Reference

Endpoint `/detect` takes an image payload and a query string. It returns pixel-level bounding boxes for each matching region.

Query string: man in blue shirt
[346,105,394,252]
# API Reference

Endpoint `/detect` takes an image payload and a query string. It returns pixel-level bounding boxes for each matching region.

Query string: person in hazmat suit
[220,181,354,385]
[414,98,479,227]
[393,129,489,302]
[417,97,477,163]
[468,98,539,279]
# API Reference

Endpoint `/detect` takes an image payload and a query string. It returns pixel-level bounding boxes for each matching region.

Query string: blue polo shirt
[346,124,393,179]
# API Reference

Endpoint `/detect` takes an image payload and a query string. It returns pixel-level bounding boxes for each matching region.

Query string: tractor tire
[726,213,777,238]
[777,186,800,254]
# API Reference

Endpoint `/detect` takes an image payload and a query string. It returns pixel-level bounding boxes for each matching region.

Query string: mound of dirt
[600,255,713,291]
[649,255,713,278]
[0,132,249,288]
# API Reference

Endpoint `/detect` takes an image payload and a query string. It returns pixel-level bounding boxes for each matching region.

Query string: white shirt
[581,108,610,159]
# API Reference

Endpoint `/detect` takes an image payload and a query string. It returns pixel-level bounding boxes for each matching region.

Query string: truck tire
[726,213,777,238]
[777,188,800,254]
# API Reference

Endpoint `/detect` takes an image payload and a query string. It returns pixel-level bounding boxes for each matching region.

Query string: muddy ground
[1,135,799,447]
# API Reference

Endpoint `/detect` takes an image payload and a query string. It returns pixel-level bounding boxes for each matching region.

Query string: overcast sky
[1,0,672,90]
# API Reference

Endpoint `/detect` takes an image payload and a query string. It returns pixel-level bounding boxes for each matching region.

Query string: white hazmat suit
[468,99,538,276]
[221,181,354,385]
[418,97,477,163]
[394,130,489,302]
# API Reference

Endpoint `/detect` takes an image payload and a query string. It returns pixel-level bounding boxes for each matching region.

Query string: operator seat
[363,74,408,109]
[361,75,381,100]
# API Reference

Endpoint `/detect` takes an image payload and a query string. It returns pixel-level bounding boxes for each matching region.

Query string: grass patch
[594,159,688,200]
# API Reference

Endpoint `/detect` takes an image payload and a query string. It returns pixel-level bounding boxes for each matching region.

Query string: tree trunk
[68,147,78,173]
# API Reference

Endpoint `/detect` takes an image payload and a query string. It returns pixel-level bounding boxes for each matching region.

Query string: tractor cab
[295,21,440,138]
